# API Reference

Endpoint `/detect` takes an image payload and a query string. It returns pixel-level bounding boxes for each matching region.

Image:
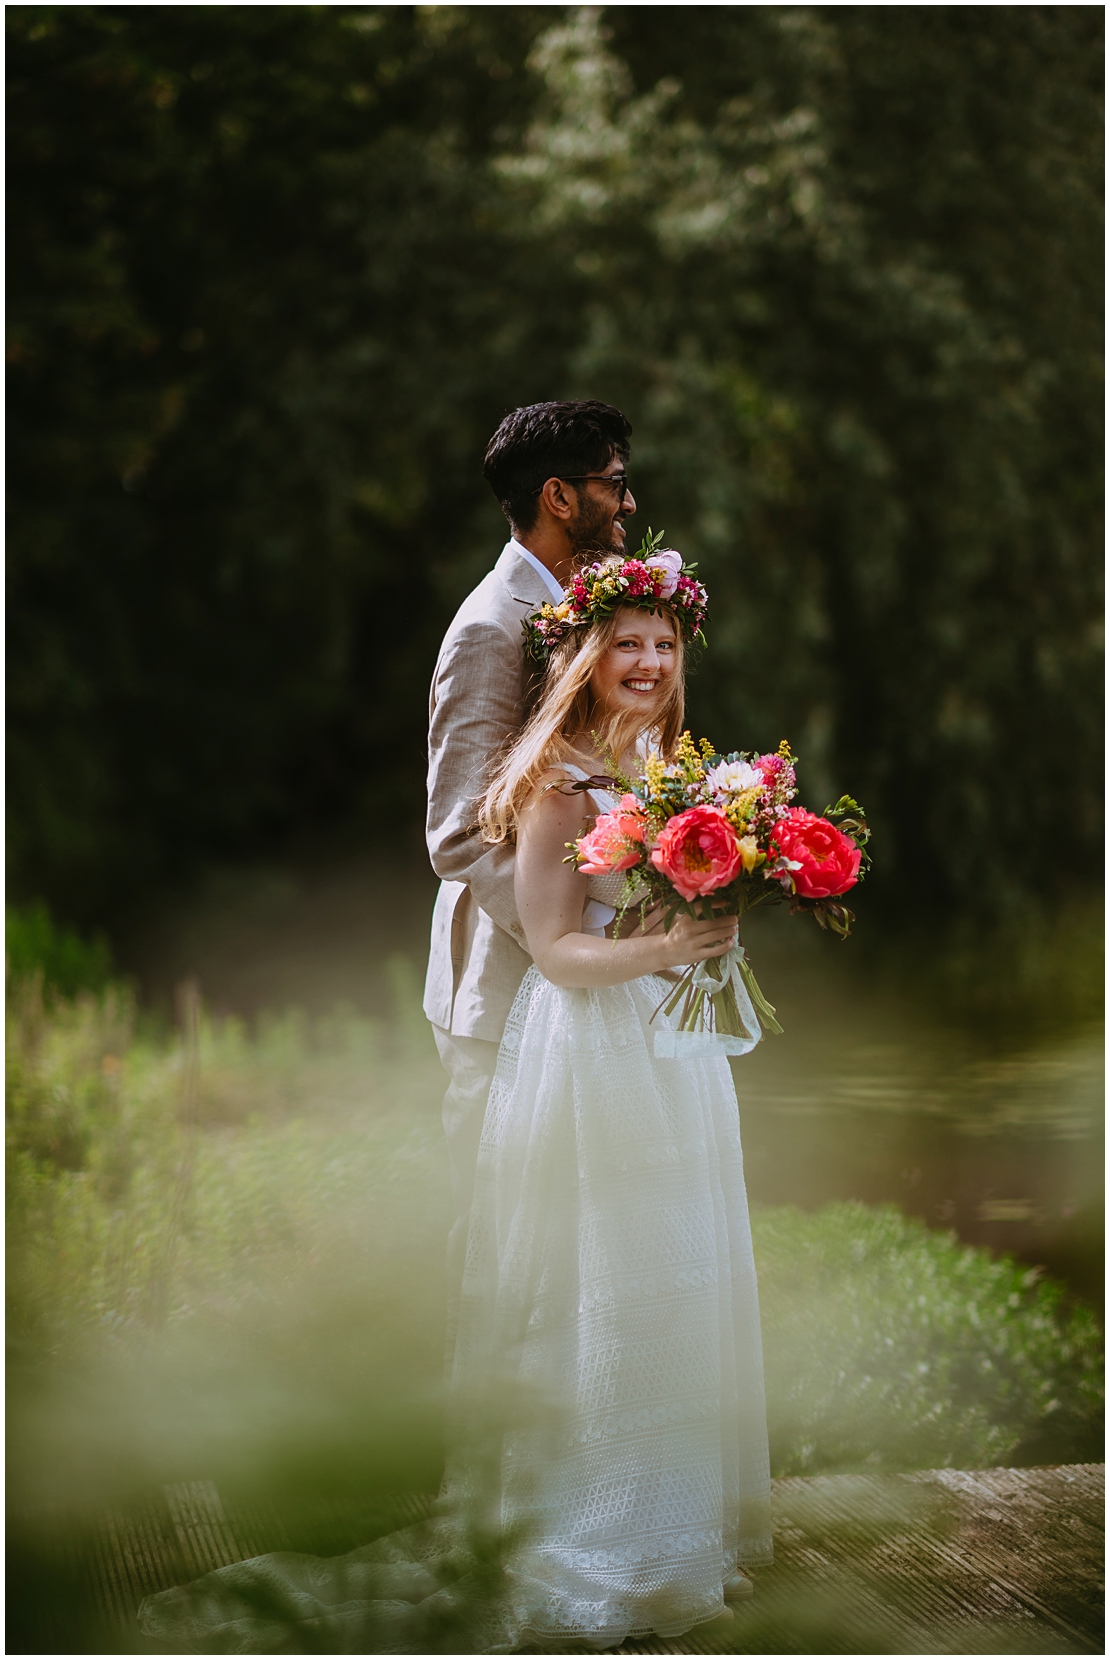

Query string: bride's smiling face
[589,608,678,717]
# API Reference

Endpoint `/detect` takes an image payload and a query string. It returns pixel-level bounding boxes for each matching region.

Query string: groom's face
[567,454,636,559]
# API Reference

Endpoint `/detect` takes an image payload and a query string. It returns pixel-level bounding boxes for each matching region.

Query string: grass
[5,961,1104,1650]
[6,900,115,999]
[756,1202,1102,1474]
[8,963,451,1509]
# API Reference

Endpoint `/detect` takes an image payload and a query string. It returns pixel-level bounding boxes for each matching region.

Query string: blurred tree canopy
[8,5,1103,933]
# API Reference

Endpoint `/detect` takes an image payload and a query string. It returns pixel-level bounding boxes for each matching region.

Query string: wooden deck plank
[618,1464,1103,1656]
[82,1463,1102,1654]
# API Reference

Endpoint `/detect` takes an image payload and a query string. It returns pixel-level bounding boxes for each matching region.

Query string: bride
[445,576,773,1647]
[140,569,772,1654]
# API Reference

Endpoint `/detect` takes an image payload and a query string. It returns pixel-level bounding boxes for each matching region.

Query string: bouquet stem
[735,953,783,1036]
[652,940,783,1041]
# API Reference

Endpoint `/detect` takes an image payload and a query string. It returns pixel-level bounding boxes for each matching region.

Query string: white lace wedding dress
[139,776,772,1653]
[443,772,773,1648]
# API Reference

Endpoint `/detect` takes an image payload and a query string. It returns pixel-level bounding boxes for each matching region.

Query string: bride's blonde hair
[479,606,686,844]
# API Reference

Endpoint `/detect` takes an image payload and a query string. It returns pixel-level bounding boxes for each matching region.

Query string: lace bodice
[584,869,633,908]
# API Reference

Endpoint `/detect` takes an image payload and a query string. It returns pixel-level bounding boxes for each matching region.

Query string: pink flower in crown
[576,807,646,875]
[621,560,652,597]
[645,549,683,599]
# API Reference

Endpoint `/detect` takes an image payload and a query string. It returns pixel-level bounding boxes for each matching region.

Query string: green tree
[7,6,1102,935]
[8,5,545,923]
[500,7,1103,908]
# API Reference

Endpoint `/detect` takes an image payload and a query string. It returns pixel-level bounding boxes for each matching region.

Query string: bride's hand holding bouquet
[571,730,871,1051]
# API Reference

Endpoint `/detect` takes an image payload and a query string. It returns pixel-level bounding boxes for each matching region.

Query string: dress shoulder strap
[559,763,618,813]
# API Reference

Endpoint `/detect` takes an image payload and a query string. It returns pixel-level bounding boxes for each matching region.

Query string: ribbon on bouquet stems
[652,939,784,1060]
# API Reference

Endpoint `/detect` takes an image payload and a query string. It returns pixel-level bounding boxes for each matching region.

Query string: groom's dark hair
[483,401,632,531]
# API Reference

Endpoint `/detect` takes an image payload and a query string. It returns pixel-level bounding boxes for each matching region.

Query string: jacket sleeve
[426,615,527,947]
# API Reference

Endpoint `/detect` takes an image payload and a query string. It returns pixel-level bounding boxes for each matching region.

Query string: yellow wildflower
[643,752,667,796]
[675,730,705,778]
[725,787,761,825]
[724,794,756,830]
[738,835,765,873]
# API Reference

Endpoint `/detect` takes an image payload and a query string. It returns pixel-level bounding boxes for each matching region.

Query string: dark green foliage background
[8,5,1102,934]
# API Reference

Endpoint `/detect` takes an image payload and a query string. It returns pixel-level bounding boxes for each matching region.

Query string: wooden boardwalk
[79,1463,1103,1654]
[617,1465,1104,1656]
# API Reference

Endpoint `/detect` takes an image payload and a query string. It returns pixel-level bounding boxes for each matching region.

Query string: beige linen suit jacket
[423,542,554,1042]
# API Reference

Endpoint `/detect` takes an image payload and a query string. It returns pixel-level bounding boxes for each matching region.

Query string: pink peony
[646,549,683,599]
[576,808,645,875]
[770,808,861,898]
[650,805,743,900]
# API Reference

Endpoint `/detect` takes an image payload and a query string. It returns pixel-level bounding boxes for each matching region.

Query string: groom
[424,400,636,1334]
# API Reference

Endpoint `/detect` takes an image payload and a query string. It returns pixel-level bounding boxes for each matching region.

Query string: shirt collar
[508,538,566,606]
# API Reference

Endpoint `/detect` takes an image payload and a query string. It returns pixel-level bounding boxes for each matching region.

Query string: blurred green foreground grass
[6,953,1103,1650]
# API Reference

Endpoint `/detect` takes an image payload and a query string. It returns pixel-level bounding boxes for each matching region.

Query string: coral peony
[576,808,645,875]
[650,805,742,900]
[771,808,861,898]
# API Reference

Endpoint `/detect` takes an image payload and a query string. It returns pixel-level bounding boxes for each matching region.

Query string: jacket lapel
[496,544,559,607]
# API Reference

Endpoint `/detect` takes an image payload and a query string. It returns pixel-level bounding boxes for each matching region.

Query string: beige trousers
[432,1024,499,1365]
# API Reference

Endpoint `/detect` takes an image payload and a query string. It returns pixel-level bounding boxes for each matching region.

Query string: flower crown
[522,529,709,663]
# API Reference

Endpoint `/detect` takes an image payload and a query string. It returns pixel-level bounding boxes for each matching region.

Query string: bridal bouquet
[570,734,870,1052]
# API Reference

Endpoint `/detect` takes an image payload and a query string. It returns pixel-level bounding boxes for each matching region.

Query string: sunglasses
[534,473,633,498]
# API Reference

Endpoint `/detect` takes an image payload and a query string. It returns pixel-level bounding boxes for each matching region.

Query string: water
[732,952,1103,1308]
[126,856,1104,1309]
